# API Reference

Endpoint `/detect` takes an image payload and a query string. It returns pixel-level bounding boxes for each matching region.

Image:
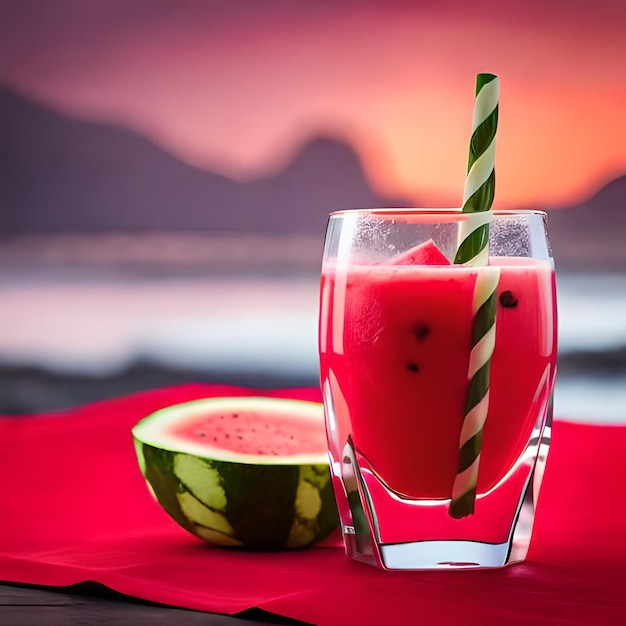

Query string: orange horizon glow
[1,1,625,209]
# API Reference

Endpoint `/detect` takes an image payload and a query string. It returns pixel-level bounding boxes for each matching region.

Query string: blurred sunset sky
[1,0,625,210]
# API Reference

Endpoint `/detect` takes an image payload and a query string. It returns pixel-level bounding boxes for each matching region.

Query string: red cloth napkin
[1,384,625,625]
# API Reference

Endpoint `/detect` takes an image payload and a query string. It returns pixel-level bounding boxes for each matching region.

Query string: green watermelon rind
[133,397,339,551]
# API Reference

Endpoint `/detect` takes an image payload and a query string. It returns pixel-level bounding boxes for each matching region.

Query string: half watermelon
[132,396,339,551]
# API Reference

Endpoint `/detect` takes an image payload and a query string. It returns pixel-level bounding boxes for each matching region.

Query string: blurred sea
[0,233,624,423]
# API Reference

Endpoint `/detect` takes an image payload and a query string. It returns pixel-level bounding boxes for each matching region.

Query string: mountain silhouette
[545,175,626,270]
[1,84,625,269]
[0,85,410,235]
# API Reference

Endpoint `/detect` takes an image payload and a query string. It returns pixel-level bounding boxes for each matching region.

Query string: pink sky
[1,0,626,208]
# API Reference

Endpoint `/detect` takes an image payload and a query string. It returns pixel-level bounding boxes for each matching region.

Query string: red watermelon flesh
[390,239,450,266]
[169,409,328,457]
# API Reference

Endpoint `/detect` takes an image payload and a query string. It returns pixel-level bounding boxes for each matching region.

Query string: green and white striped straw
[449,73,501,519]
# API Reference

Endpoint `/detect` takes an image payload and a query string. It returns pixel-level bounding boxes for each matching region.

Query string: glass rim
[328,208,547,218]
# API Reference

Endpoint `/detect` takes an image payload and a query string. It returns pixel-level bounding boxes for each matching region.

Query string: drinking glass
[319,209,557,569]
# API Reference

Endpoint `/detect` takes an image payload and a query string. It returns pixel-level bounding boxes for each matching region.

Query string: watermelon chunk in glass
[389,239,451,266]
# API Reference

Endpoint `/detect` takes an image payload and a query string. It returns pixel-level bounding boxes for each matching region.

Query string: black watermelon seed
[413,323,430,340]
[500,291,519,308]
[407,362,420,373]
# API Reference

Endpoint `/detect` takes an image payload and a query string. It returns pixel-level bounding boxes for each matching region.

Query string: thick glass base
[381,539,520,570]
[344,526,531,570]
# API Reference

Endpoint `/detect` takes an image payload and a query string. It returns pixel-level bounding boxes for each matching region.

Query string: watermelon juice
[319,256,557,503]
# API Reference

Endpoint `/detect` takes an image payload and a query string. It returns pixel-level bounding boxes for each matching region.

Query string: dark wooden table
[0,583,305,625]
